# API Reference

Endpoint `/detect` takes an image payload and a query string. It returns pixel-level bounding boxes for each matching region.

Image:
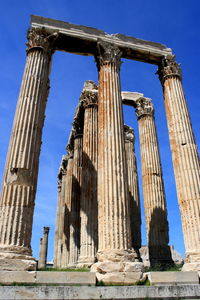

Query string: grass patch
[136,279,151,286]
[96,278,151,286]
[39,267,89,272]
[145,263,183,272]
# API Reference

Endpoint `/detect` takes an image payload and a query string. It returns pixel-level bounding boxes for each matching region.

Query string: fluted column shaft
[158,57,200,265]
[96,42,131,258]
[79,85,98,265]
[124,126,141,251]
[38,227,49,269]
[0,28,56,263]
[68,134,83,266]
[61,151,74,267]
[136,97,172,265]
[54,156,67,268]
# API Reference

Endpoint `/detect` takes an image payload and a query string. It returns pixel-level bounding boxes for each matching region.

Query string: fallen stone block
[91,262,124,273]
[96,271,142,285]
[124,262,144,272]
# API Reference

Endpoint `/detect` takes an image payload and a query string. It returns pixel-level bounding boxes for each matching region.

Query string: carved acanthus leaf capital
[95,40,122,71]
[26,27,58,55]
[57,155,68,190]
[72,119,83,136]
[135,97,154,119]
[157,55,182,84]
[43,227,50,235]
[124,125,135,143]
[66,143,74,159]
[81,90,98,108]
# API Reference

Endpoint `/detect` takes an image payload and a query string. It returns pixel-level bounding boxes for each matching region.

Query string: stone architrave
[158,56,200,270]
[54,155,68,268]
[68,128,83,267]
[0,28,57,270]
[135,97,172,266]
[78,81,98,266]
[38,227,50,269]
[95,41,133,262]
[124,125,141,257]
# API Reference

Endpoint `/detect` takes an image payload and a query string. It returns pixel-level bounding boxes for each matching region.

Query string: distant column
[136,97,172,266]
[38,227,50,269]
[0,28,57,270]
[78,81,98,266]
[54,155,68,268]
[158,56,200,269]
[95,41,133,262]
[124,125,141,258]
[68,130,83,267]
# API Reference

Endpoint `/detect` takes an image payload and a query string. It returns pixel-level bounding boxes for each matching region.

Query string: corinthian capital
[66,143,74,159]
[157,55,182,84]
[135,97,154,119]
[95,40,122,71]
[26,27,58,55]
[124,125,135,144]
[43,227,50,235]
[81,90,98,109]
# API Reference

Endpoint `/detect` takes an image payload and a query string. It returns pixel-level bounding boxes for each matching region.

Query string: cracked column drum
[158,56,200,269]
[136,97,172,266]
[0,28,56,270]
[96,41,133,262]
[78,83,98,266]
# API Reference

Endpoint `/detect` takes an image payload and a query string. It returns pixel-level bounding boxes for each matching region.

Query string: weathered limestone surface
[1,285,200,300]
[95,41,132,262]
[38,227,49,269]
[0,271,96,285]
[36,271,96,285]
[136,97,172,266]
[91,261,144,273]
[78,81,98,266]
[158,56,200,268]
[148,271,199,285]
[124,125,141,255]
[96,271,143,285]
[54,156,68,268]
[0,28,57,270]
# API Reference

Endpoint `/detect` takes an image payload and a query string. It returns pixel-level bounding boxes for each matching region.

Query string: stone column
[78,81,98,267]
[54,155,68,268]
[157,56,200,270]
[61,146,74,268]
[0,28,57,270]
[124,125,141,258]
[38,227,50,269]
[68,131,83,267]
[136,97,172,266]
[95,41,133,262]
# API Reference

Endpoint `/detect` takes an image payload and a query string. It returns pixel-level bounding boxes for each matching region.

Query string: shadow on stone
[148,207,174,269]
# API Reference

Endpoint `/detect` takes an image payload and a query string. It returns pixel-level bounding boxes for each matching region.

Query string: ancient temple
[0,15,199,279]
[54,81,174,281]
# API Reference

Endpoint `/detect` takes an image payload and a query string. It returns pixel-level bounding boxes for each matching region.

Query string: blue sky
[0,0,199,261]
